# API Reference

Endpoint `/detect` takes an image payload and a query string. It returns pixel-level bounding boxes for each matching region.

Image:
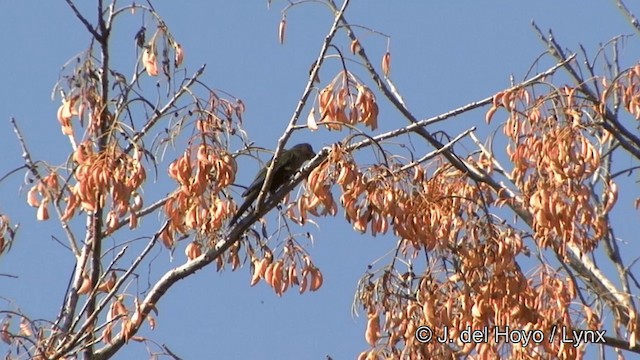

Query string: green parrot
[228,143,315,226]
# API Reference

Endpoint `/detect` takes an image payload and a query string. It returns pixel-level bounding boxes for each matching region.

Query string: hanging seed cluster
[55,62,111,137]
[296,144,487,251]
[138,23,184,78]
[487,86,613,258]
[311,71,379,131]
[611,62,640,119]
[248,241,324,296]
[285,144,583,358]
[164,90,247,255]
[45,27,188,228]
[163,144,237,249]
[350,83,626,359]
[27,142,146,235]
[294,83,621,358]
[101,295,157,345]
[355,225,592,359]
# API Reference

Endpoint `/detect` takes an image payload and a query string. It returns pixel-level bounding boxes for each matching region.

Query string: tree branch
[64,0,102,41]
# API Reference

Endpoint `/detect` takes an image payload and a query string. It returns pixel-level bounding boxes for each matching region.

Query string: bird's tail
[228,192,257,226]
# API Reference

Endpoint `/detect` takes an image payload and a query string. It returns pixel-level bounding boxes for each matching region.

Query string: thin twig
[127,64,206,153]
[54,223,167,359]
[614,0,640,35]
[396,127,476,173]
[64,0,102,40]
[99,195,170,236]
[532,21,640,160]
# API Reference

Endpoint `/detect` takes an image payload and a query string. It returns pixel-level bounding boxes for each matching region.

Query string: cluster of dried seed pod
[353,83,622,358]
[310,71,379,131]
[77,271,117,295]
[57,96,79,136]
[290,139,602,357]
[76,143,145,232]
[195,92,246,134]
[356,232,588,359]
[487,85,611,257]
[168,144,236,195]
[101,296,156,345]
[296,144,486,253]
[27,172,60,221]
[485,87,529,125]
[295,145,370,231]
[185,241,203,261]
[612,62,640,119]
[341,165,397,236]
[249,249,323,296]
[55,67,108,137]
[0,317,46,354]
[139,26,184,77]
[295,161,338,222]
[57,57,125,141]
[27,142,147,234]
[211,241,242,271]
[162,143,236,248]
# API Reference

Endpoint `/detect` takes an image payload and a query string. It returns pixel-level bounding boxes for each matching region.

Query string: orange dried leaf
[0,320,10,344]
[19,318,32,337]
[382,51,391,77]
[492,92,504,107]
[147,316,157,330]
[98,272,117,293]
[174,43,184,67]
[310,268,323,291]
[251,258,267,286]
[129,212,139,229]
[485,105,498,124]
[264,262,276,287]
[185,241,202,261]
[278,17,286,44]
[102,323,113,344]
[271,261,284,294]
[36,201,49,221]
[160,228,174,248]
[307,107,318,131]
[365,312,380,346]
[27,186,40,207]
[299,268,309,294]
[114,297,128,316]
[78,274,91,295]
[318,85,334,119]
[142,47,159,76]
[350,39,361,54]
[603,180,618,214]
[288,265,299,286]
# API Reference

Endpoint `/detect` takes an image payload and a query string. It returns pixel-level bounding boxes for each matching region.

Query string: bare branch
[614,0,640,35]
[64,0,102,41]
[127,64,206,152]
[55,223,168,359]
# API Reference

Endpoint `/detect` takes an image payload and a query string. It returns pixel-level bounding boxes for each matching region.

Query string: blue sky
[0,1,639,359]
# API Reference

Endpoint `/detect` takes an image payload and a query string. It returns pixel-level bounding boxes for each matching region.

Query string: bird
[228,143,315,226]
